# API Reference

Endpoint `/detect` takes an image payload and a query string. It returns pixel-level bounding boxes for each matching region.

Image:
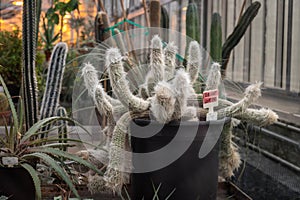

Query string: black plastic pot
[130,118,230,200]
[0,167,35,200]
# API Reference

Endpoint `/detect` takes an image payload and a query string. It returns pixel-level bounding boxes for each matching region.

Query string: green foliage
[46,0,80,42]
[41,15,60,52]
[0,29,22,88]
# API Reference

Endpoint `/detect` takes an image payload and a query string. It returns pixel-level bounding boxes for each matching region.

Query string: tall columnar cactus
[222,1,261,77]
[149,0,161,37]
[210,13,222,63]
[95,11,112,44]
[22,0,39,131]
[80,35,278,193]
[160,5,169,41]
[40,43,68,122]
[186,2,200,44]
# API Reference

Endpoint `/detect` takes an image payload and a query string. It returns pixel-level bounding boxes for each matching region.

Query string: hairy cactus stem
[205,62,221,91]
[186,41,201,84]
[146,35,165,96]
[106,48,150,112]
[164,42,177,81]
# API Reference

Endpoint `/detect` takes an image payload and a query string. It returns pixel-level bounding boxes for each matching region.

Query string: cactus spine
[22,0,39,130]
[222,1,261,77]
[210,13,222,63]
[40,43,68,121]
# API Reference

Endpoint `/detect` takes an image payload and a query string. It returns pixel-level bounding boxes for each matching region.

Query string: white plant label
[2,157,18,166]
[203,89,219,121]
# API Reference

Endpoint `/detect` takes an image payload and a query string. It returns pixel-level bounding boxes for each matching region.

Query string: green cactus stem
[160,5,169,41]
[210,13,222,63]
[222,1,261,77]
[186,2,200,44]
[56,106,68,151]
[40,43,68,122]
[22,0,39,130]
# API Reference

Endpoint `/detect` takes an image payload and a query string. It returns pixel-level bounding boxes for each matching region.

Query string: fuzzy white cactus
[79,35,278,193]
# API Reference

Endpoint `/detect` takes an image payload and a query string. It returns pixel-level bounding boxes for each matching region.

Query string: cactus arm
[40,43,68,121]
[205,62,221,91]
[217,82,262,118]
[22,0,39,130]
[210,13,222,63]
[103,112,132,193]
[233,108,278,127]
[222,2,261,77]
[186,41,201,84]
[146,35,165,96]
[219,121,241,178]
[164,42,177,81]
[56,106,68,151]
[106,48,150,111]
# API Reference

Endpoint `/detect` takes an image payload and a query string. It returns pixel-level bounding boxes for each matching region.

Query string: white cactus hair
[172,68,195,120]
[187,41,201,84]
[205,62,221,91]
[81,62,99,96]
[105,47,122,67]
[164,41,178,80]
[150,81,176,123]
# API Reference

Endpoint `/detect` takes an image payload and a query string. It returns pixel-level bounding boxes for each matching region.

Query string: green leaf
[20,163,42,200]
[22,152,80,198]
[29,148,103,175]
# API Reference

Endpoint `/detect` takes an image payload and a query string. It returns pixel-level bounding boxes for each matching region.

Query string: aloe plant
[0,75,103,200]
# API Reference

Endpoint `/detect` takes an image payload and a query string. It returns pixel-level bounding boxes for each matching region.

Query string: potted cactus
[77,31,278,199]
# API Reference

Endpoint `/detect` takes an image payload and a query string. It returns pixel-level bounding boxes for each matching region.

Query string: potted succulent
[0,75,102,200]
[77,34,278,199]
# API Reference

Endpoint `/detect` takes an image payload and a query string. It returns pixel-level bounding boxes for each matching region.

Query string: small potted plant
[0,75,102,200]
[77,34,278,199]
